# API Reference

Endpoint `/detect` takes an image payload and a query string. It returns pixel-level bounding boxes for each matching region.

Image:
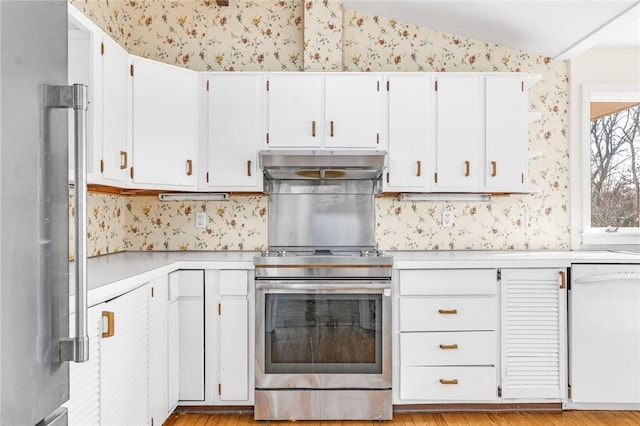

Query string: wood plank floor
[164,411,640,425]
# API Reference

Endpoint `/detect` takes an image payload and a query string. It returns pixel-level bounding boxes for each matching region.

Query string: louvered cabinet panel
[101,284,150,426]
[65,304,104,426]
[500,268,567,400]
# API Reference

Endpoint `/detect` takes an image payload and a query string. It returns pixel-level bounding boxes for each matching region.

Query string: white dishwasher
[569,263,640,409]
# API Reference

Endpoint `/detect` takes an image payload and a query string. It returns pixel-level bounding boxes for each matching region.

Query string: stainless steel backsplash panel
[268,191,375,250]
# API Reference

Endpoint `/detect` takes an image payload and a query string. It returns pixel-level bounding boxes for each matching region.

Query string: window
[582,85,640,246]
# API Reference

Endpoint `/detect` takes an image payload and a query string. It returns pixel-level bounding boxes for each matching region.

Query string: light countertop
[71,249,639,311]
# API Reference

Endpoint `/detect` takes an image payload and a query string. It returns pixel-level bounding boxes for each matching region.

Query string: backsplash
[71,0,570,255]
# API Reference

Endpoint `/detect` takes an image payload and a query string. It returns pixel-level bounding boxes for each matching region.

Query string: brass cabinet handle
[312,120,316,137]
[120,151,128,170]
[247,160,252,177]
[102,311,115,338]
[464,160,470,177]
[439,344,459,350]
[186,159,193,176]
[439,379,459,385]
[438,309,458,315]
[559,270,566,289]
[491,161,497,177]
[330,120,334,137]
[417,161,422,177]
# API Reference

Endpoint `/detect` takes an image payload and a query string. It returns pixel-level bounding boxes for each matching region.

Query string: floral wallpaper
[70,0,304,71]
[303,0,343,71]
[123,195,267,251]
[69,193,127,260]
[72,0,570,254]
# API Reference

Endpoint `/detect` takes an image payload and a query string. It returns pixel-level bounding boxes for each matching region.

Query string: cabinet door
[324,75,383,148]
[100,35,130,184]
[68,6,102,184]
[174,270,205,401]
[65,304,104,426]
[386,75,433,190]
[434,76,483,191]
[167,280,180,411]
[149,275,171,426]
[101,284,150,426]
[207,74,262,190]
[218,270,249,402]
[267,75,323,148]
[131,57,198,189]
[500,268,567,400]
[484,76,528,192]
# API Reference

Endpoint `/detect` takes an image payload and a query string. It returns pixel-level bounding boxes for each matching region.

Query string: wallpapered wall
[69,0,570,256]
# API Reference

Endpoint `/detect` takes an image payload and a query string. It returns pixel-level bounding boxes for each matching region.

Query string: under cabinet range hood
[259,150,387,189]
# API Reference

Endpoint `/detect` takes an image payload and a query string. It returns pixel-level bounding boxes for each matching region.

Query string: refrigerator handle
[46,84,90,363]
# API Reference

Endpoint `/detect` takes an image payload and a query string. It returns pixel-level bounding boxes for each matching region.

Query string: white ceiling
[341,0,640,59]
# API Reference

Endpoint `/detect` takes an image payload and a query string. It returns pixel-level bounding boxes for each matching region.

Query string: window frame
[580,84,640,247]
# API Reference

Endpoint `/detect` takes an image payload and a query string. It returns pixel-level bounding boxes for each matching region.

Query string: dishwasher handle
[573,273,640,284]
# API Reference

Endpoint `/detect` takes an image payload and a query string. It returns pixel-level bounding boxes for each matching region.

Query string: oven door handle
[256,282,391,293]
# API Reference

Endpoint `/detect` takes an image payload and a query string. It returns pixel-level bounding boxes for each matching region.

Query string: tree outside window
[590,103,640,229]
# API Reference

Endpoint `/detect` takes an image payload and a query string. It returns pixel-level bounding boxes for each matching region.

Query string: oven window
[264,293,382,374]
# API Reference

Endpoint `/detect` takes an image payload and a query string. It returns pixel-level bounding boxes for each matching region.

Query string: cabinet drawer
[220,270,248,296]
[400,297,496,331]
[400,366,496,401]
[401,331,495,366]
[400,269,497,295]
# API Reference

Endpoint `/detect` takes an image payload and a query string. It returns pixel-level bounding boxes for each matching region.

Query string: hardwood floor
[164,410,640,425]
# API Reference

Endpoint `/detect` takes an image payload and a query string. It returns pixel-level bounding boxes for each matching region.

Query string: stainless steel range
[254,150,393,421]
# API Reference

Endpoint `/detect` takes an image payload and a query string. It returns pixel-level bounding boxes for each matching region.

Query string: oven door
[255,280,392,390]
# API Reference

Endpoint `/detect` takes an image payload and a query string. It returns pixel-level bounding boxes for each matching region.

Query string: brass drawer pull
[439,344,459,350]
[186,159,193,176]
[440,379,458,385]
[559,270,566,289]
[312,120,316,137]
[438,309,458,315]
[491,161,497,177]
[330,120,334,137]
[102,311,115,338]
[464,160,470,177]
[247,160,252,177]
[120,151,128,169]
[417,160,422,177]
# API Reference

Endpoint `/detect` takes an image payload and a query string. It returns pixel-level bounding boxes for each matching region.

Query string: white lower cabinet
[101,284,150,426]
[500,268,567,401]
[207,269,254,405]
[171,270,206,402]
[396,269,499,404]
[65,304,104,426]
[149,274,172,426]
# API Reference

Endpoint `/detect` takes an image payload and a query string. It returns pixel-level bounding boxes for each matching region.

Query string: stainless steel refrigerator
[1,2,87,425]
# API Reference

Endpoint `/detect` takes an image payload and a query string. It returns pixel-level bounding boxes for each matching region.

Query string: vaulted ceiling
[342,0,640,59]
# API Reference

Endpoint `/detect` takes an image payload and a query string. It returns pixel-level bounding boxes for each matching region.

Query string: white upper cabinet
[67,5,102,184]
[324,75,384,149]
[483,76,528,192]
[266,74,384,149]
[266,75,324,148]
[205,74,263,191]
[100,35,130,184]
[385,74,434,191]
[434,75,484,192]
[131,56,198,189]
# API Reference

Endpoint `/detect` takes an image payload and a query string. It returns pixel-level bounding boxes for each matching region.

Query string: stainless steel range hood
[259,150,387,181]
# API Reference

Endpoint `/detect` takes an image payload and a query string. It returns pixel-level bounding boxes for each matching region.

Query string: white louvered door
[65,304,104,426]
[500,268,567,400]
[101,284,150,425]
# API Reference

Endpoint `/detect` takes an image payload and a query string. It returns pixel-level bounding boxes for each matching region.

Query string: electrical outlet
[442,210,453,228]
[195,211,207,229]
